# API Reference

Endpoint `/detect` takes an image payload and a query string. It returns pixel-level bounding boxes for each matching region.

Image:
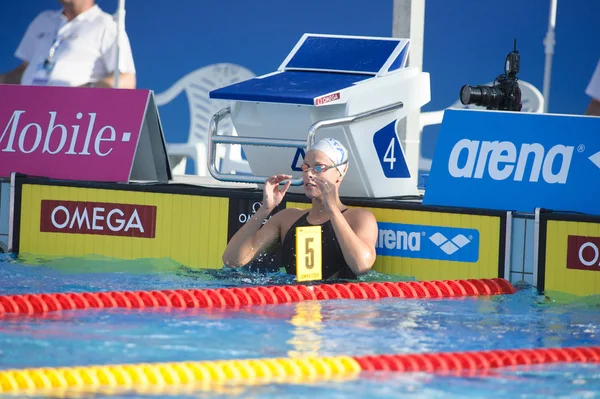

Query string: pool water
[0,253,599,398]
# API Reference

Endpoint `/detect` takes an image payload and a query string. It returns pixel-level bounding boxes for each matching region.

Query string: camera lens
[460,85,479,105]
[459,85,500,108]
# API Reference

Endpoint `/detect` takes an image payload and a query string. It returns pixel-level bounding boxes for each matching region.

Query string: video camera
[459,39,522,112]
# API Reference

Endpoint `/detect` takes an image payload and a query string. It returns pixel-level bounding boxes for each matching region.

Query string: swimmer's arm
[329,208,378,275]
[222,207,285,267]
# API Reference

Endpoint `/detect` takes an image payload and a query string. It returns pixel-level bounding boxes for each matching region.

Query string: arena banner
[286,200,506,282]
[538,211,600,296]
[11,178,229,268]
[424,109,600,215]
[0,85,171,183]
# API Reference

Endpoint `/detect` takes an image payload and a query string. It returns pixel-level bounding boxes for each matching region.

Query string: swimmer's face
[302,150,341,198]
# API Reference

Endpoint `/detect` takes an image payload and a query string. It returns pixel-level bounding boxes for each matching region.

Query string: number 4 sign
[296,226,322,282]
[372,120,411,178]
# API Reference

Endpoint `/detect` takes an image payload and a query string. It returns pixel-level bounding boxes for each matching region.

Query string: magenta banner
[0,85,150,182]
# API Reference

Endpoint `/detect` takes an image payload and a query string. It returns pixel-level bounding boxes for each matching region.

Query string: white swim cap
[308,137,349,176]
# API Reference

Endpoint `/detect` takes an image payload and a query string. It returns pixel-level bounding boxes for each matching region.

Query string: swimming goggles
[301,160,348,173]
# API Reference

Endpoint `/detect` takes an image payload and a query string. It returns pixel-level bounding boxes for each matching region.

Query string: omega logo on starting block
[314,92,340,106]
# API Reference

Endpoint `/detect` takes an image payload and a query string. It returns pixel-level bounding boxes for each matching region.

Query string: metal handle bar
[207,101,404,185]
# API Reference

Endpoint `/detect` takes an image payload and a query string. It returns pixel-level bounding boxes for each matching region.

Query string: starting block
[208,33,430,198]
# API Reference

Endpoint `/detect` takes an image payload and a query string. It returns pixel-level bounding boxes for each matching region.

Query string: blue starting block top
[209,34,410,106]
[209,71,369,105]
[282,35,408,75]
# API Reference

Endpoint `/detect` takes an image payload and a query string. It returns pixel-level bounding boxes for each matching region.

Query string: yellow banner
[543,219,600,296]
[287,202,502,281]
[18,184,228,268]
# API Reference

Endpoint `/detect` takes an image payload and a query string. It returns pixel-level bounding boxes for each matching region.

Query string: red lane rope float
[353,346,600,373]
[0,278,515,316]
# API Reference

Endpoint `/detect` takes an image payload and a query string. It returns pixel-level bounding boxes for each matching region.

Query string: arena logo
[448,139,574,184]
[567,235,600,271]
[314,92,340,106]
[375,222,480,262]
[0,110,131,157]
[40,200,156,238]
[377,229,421,252]
[428,232,472,255]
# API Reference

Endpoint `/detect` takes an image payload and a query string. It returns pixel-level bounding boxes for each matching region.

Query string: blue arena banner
[423,110,600,215]
[376,222,480,262]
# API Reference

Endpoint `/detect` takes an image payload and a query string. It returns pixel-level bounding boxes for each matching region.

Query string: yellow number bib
[295,226,322,282]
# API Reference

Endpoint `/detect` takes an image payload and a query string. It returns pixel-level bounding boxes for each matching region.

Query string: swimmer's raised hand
[311,175,339,212]
[263,174,292,211]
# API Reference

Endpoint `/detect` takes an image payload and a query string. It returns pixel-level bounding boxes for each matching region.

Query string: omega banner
[538,211,600,296]
[12,180,229,268]
[40,200,157,238]
[0,85,171,183]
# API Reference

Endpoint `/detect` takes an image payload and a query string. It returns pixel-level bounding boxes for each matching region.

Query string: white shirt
[586,58,600,102]
[15,5,136,87]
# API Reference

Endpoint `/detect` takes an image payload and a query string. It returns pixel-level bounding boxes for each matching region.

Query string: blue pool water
[0,253,599,398]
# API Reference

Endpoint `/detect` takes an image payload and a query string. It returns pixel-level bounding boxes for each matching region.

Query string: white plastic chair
[419,80,544,171]
[154,63,256,176]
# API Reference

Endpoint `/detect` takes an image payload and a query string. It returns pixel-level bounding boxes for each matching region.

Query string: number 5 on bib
[296,226,322,282]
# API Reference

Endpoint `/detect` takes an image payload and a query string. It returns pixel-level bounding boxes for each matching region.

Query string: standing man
[585,58,600,116]
[0,0,136,89]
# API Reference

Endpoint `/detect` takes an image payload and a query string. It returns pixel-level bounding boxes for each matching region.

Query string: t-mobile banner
[0,85,171,183]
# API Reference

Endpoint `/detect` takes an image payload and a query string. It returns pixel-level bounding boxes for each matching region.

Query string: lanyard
[45,18,80,66]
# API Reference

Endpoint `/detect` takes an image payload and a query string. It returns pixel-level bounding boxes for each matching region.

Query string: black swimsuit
[281,210,357,280]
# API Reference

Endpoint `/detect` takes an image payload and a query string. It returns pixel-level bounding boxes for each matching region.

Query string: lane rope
[0,278,515,315]
[0,346,597,394]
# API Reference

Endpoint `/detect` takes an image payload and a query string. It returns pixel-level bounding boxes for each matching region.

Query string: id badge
[31,62,50,85]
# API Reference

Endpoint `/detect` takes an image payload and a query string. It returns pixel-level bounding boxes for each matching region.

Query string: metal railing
[207,101,404,185]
